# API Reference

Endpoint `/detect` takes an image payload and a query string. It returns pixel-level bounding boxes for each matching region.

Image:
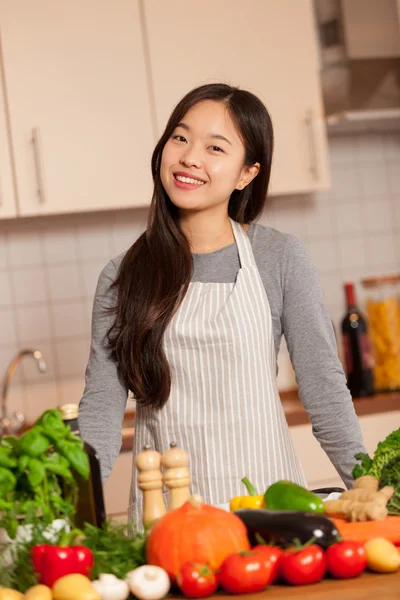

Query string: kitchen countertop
[120,390,400,451]
[20,390,400,452]
[169,571,400,599]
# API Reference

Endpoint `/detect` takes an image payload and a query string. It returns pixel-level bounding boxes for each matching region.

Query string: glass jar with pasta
[361,275,400,392]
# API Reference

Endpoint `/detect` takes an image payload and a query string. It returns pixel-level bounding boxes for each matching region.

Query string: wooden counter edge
[19,391,400,452]
[119,391,400,452]
[168,570,400,599]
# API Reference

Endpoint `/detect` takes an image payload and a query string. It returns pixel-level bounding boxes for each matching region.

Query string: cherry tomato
[326,541,367,579]
[280,544,327,586]
[218,549,275,594]
[252,545,283,583]
[177,562,218,598]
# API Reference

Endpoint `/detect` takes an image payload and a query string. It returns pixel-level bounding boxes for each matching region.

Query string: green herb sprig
[81,520,147,580]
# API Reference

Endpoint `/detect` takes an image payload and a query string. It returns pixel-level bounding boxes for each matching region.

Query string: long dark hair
[108,83,274,409]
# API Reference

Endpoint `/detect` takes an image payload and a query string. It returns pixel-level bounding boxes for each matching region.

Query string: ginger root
[324,475,395,522]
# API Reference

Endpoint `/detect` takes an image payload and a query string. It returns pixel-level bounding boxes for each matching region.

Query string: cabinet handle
[31,127,46,203]
[305,109,318,181]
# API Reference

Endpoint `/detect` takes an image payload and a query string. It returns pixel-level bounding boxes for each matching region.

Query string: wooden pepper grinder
[136,444,166,527]
[161,441,191,511]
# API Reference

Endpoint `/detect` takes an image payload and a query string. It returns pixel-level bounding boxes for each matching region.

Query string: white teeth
[175,175,205,186]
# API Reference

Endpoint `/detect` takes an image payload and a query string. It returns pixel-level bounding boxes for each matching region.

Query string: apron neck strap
[230,219,254,268]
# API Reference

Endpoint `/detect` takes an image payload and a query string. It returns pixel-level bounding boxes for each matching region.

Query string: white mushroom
[127,565,171,600]
[91,574,130,600]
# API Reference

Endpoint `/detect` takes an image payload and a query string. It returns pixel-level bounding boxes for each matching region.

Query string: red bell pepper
[31,543,93,587]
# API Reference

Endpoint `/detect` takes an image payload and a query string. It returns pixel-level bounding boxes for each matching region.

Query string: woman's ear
[236,162,260,190]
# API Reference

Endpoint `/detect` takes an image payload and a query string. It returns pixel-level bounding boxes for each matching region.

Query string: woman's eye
[210,145,223,153]
[173,135,187,142]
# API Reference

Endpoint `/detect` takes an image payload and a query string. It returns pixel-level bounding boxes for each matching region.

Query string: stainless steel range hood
[315,0,400,133]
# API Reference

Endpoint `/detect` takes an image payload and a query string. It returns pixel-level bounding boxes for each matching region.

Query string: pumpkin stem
[188,494,204,509]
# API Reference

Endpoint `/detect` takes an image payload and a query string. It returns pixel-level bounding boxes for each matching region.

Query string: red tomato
[326,541,367,579]
[252,545,283,583]
[177,562,218,598]
[218,549,275,594]
[280,544,327,586]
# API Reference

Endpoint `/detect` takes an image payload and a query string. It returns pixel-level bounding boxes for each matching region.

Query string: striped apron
[128,219,306,523]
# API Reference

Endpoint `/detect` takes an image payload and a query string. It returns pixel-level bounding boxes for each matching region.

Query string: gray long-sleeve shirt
[79,222,365,489]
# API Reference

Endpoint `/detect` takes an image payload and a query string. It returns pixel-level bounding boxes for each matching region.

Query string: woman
[79,83,365,520]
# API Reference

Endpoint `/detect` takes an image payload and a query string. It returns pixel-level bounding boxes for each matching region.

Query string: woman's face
[160,100,259,213]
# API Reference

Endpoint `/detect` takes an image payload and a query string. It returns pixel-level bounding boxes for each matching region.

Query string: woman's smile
[173,171,207,190]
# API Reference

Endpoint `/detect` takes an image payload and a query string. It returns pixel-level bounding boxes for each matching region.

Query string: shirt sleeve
[281,235,366,489]
[78,259,128,482]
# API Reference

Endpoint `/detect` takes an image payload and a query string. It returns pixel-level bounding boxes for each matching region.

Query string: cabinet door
[143,0,329,196]
[0,59,16,218]
[0,1,155,216]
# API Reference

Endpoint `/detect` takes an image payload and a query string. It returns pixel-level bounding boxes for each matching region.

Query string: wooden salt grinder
[161,441,191,511]
[136,445,166,527]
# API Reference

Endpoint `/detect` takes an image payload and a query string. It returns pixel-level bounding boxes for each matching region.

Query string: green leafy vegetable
[381,428,400,448]
[36,409,69,442]
[18,427,50,457]
[369,429,400,480]
[352,452,373,479]
[369,448,399,479]
[56,439,90,479]
[0,466,16,495]
[81,520,146,580]
[0,409,89,537]
[0,446,18,469]
[1,436,20,451]
[26,458,46,488]
[379,455,400,516]
[18,454,30,473]
[42,452,74,481]
[352,427,400,482]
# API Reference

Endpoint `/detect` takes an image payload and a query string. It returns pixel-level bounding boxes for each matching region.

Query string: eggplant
[235,508,340,549]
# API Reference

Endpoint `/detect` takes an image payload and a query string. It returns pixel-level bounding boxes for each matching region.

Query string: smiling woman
[78,83,366,526]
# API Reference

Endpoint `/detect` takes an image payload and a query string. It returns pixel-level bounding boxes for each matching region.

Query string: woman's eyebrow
[175,122,232,146]
[209,133,232,146]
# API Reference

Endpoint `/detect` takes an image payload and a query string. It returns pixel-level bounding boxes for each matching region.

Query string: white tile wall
[337,236,367,270]
[43,226,79,264]
[16,305,52,343]
[0,234,7,269]
[0,271,12,307]
[11,267,47,305]
[0,135,399,421]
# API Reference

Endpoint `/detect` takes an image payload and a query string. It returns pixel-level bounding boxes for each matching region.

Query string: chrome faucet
[1,349,47,436]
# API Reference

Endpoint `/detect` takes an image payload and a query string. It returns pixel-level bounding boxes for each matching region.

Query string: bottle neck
[63,416,79,434]
[59,404,79,434]
[344,282,357,310]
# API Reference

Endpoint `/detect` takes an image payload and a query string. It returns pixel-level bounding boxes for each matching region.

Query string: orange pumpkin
[146,495,250,580]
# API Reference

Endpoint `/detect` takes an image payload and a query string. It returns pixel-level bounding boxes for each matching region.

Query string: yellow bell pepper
[230,477,265,511]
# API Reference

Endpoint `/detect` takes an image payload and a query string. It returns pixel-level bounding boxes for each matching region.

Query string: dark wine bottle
[341,282,375,398]
[59,403,106,528]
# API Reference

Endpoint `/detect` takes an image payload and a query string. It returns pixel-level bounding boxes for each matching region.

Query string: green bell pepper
[264,480,324,514]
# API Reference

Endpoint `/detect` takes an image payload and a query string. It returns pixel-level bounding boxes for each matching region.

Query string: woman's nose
[179,146,202,169]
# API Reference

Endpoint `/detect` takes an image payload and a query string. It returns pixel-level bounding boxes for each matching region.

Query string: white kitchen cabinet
[290,410,400,489]
[0,59,16,218]
[0,0,154,217]
[143,0,330,196]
